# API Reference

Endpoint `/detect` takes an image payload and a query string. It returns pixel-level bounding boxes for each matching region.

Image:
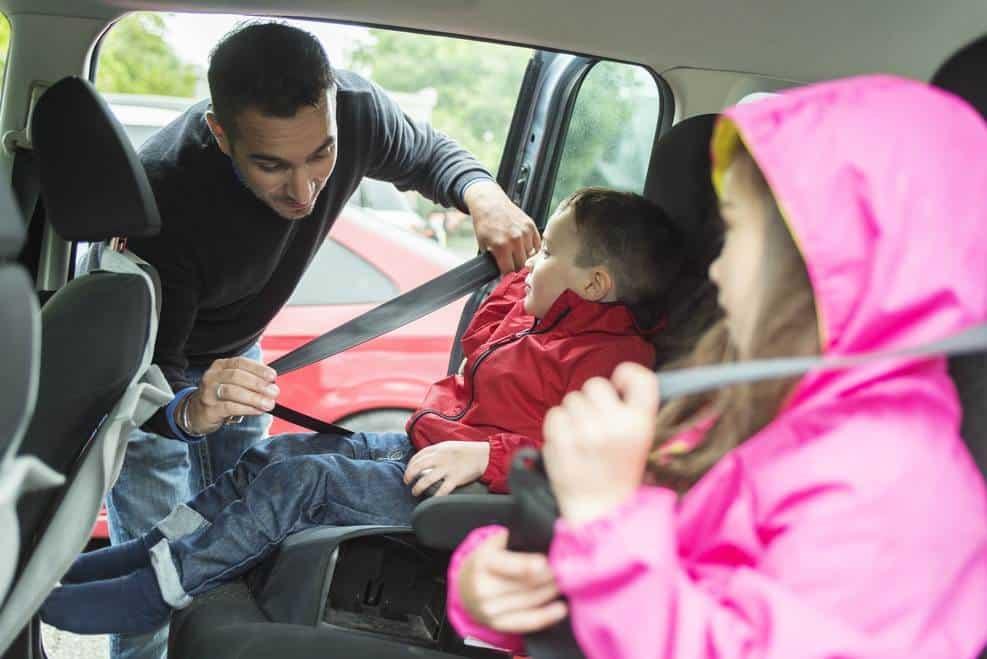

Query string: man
[107,21,538,659]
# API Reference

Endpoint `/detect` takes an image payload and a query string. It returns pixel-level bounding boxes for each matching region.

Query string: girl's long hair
[648,146,821,491]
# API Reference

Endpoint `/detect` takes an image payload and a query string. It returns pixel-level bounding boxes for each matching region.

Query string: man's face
[209,93,338,220]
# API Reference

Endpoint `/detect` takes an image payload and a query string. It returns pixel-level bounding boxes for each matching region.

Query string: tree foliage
[95,13,201,97]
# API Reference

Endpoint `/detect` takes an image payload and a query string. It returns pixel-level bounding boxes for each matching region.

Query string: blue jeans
[146,431,417,606]
[105,343,271,659]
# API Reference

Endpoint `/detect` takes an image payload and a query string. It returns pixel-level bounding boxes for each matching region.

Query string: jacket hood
[711,75,987,398]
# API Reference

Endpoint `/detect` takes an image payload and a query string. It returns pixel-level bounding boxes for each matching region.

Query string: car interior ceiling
[0,2,985,659]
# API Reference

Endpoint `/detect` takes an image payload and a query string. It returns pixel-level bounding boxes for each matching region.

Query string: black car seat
[167,113,722,659]
[931,33,987,480]
[0,169,61,608]
[0,77,172,654]
[931,32,987,659]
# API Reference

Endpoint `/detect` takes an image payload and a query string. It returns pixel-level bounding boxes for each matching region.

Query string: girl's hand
[543,362,660,525]
[458,529,568,633]
[404,441,490,496]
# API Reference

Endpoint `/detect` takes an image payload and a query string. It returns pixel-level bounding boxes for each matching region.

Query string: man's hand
[458,529,567,633]
[186,357,279,435]
[404,441,490,497]
[465,180,540,273]
[542,362,660,525]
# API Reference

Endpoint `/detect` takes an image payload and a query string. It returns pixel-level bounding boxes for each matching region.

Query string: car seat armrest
[412,493,515,550]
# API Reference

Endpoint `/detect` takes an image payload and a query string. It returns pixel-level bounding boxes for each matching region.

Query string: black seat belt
[512,321,987,659]
[268,253,500,434]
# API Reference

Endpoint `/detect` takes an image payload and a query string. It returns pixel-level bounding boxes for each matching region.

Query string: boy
[42,188,685,635]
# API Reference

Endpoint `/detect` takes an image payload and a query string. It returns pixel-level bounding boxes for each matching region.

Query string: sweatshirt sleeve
[360,78,493,213]
[548,486,930,659]
[446,525,525,654]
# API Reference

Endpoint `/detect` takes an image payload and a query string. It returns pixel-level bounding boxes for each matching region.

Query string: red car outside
[92,207,468,539]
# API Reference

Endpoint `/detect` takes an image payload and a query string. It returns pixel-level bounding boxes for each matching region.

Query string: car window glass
[0,14,10,102]
[287,238,398,305]
[548,61,661,214]
[94,13,532,262]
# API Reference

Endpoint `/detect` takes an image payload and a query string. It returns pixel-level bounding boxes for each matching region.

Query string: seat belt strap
[268,253,500,433]
[658,322,987,400]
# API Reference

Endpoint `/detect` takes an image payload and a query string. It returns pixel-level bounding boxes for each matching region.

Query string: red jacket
[406,270,656,492]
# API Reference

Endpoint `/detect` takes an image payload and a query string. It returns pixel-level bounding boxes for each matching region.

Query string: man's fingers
[218,368,280,398]
[490,601,568,635]
[219,401,269,418]
[488,244,516,275]
[223,356,277,382]
[612,362,660,412]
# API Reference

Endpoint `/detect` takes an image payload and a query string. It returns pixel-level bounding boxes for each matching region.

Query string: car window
[0,13,10,101]
[93,13,532,263]
[287,238,398,305]
[548,61,661,213]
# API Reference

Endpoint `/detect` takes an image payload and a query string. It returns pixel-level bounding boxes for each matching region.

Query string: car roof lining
[3,0,986,84]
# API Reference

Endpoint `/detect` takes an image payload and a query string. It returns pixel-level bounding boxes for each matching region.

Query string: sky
[160,12,370,70]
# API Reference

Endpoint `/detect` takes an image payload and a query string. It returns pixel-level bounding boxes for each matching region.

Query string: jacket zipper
[407,310,571,437]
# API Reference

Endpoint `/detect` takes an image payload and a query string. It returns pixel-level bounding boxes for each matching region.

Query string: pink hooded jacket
[446,75,987,658]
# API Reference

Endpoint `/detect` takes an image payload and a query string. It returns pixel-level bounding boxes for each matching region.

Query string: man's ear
[205,111,233,157]
[583,266,615,302]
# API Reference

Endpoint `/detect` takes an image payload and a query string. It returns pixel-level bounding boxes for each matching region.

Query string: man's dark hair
[208,22,336,136]
[562,187,686,325]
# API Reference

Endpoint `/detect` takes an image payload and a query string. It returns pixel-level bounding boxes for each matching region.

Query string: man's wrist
[178,391,209,438]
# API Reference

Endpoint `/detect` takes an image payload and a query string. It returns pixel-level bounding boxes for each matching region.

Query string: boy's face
[523,207,604,318]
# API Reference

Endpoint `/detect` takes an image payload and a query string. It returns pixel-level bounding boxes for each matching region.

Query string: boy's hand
[458,529,567,633]
[404,441,490,496]
[542,362,660,525]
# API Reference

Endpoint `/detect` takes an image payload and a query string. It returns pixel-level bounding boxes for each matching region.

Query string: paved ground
[41,625,108,659]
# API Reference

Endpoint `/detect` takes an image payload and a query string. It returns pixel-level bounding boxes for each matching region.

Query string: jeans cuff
[148,538,192,609]
[157,503,209,541]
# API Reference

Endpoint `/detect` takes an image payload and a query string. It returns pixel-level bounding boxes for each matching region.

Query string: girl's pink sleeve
[549,486,901,659]
[446,525,525,654]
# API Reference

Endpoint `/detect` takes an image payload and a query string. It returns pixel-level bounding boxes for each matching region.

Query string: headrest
[931,34,987,119]
[0,178,25,259]
[647,113,721,276]
[32,77,161,241]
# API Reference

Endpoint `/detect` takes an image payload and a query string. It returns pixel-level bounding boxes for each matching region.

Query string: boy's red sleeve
[460,270,529,357]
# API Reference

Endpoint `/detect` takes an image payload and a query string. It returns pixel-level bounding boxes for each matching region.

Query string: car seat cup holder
[506,449,587,659]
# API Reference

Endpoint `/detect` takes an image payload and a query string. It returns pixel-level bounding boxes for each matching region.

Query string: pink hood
[447,75,987,658]
[713,75,987,405]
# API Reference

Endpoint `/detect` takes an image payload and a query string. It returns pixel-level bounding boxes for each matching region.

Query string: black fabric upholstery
[931,35,987,121]
[15,272,151,549]
[644,113,723,362]
[31,77,161,241]
[0,266,37,458]
[170,582,463,659]
[931,34,987,481]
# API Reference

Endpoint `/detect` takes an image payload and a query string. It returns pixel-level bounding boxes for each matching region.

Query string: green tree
[549,62,660,211]
[0,14,10,87]
[350,31,531,175]
[95,13,201,97]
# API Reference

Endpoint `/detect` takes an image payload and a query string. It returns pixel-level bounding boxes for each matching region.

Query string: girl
[447,76,987,658]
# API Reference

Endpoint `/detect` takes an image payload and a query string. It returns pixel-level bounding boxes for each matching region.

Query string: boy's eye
[257,163,284,173]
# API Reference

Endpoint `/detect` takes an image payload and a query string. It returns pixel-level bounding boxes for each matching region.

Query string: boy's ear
[583,266,615,302]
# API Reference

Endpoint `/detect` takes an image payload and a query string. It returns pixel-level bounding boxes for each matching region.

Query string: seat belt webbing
[269,253,500,434]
